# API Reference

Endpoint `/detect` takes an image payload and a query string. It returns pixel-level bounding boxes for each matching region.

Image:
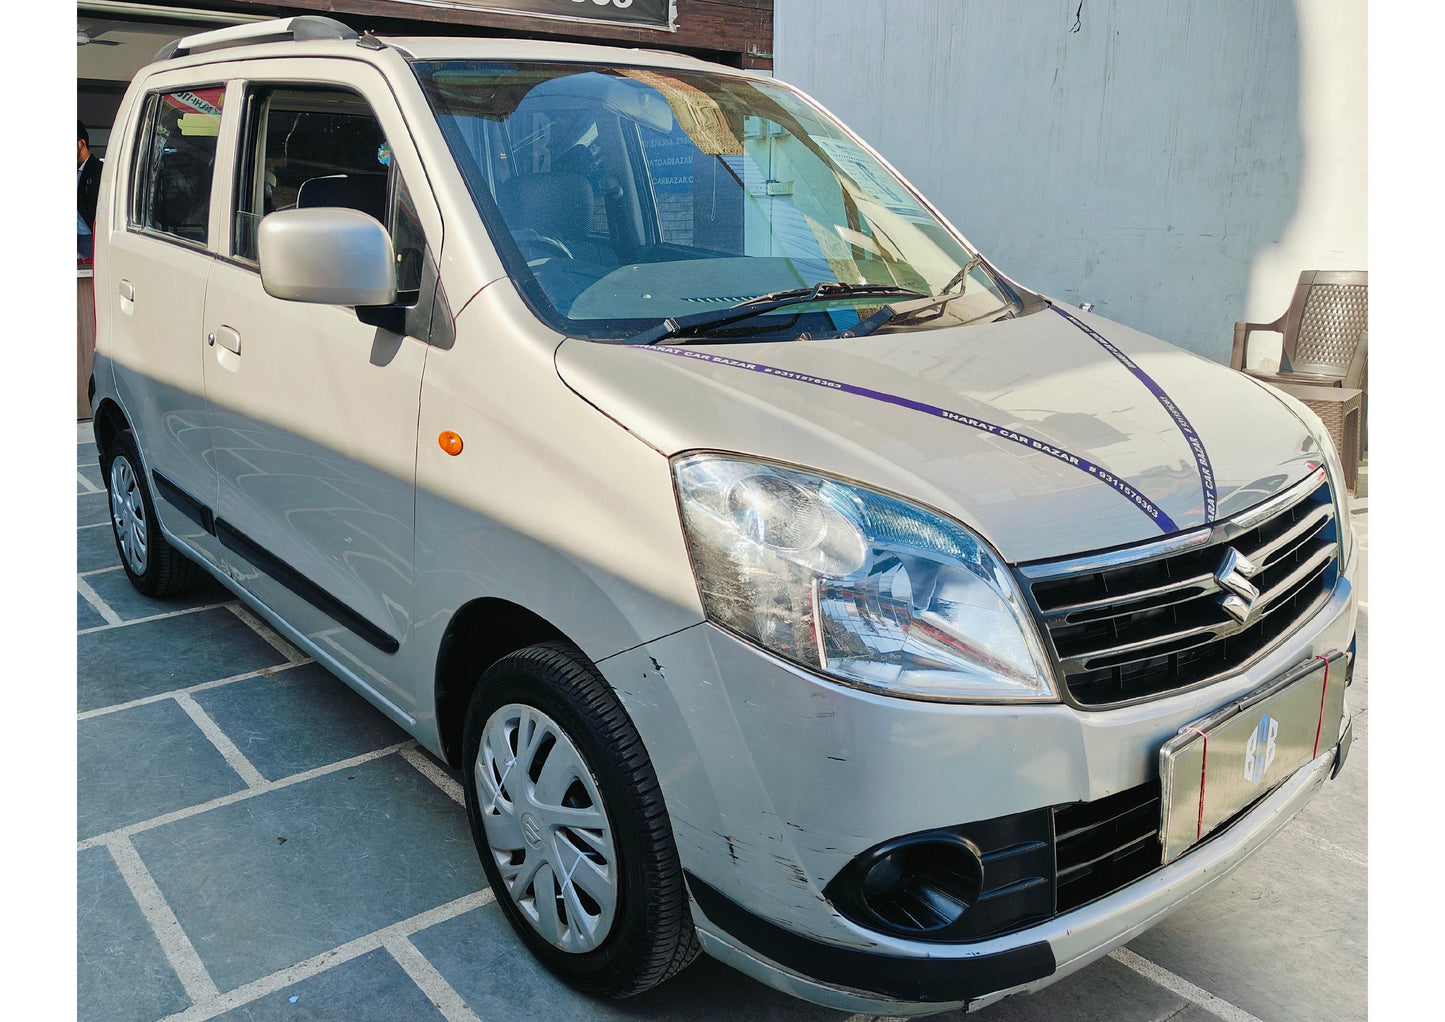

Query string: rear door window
[132,87,226,245]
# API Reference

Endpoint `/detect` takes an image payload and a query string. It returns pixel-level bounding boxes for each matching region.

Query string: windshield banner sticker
[642,344,1180,533]
[1052,306,1218,521]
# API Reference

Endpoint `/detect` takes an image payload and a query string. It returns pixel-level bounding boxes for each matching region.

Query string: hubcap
[109,455,148,576]
[475,703,618,953]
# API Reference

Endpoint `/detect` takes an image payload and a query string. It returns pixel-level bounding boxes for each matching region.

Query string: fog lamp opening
[848,834,985,935]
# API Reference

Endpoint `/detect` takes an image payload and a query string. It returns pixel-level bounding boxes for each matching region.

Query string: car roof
[381,35,753,76]
[146,18,764,83]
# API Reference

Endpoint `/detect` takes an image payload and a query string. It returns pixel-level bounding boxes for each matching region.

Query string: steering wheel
[513,228,574,265]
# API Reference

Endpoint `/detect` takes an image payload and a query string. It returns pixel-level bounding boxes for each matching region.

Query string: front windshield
[415,60,1022,342]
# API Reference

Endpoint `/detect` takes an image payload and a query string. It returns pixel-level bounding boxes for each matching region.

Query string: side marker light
[439,431,464,456]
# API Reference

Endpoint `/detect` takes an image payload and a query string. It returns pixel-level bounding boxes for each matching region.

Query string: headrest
[296,173,388,224]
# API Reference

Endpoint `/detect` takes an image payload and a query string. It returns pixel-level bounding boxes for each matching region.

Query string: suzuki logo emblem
[1243,714,1279,784]
[521,813,544,849]
[1215,547,1260,624]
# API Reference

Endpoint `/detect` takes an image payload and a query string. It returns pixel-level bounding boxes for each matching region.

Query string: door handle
[214,325,242,355]
[118,280,135,302]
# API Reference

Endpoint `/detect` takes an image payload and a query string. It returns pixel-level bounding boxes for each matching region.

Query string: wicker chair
[1230,270,1367,390]
[1231,270,1368,487]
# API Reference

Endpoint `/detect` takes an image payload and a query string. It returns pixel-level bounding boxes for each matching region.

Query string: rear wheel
[104,430,197,596]
[461,641,699,997]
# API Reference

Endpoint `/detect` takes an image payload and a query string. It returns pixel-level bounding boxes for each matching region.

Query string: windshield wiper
[837,254,987,339]
[629,281,927,346]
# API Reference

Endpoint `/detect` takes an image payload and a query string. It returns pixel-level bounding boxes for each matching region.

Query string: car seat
[496,172,617,267]
[296,173,389,224]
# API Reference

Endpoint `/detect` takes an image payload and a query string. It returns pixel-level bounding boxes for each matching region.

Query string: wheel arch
[433,596,570,767]
[92,397,131,465]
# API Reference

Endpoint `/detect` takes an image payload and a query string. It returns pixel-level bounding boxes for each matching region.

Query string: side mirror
[258,207,396,308]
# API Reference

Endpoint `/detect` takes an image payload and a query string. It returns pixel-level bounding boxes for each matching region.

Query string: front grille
[1051,774,1287,913]
[1021,472,1340,706]
[1053,782,1161,913]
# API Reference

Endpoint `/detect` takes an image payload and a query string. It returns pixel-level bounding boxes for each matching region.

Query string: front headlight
[1314,420,1356,563]
[1267,387,1356,564]
[672,454,1055,702]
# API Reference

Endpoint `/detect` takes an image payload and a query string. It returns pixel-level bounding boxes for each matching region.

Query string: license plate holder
[1159,650,1347,862]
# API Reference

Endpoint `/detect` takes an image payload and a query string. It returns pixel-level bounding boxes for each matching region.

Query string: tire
[103,430,198,597]
[461,641,700,998]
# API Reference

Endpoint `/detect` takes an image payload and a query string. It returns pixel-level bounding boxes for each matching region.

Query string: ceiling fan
[78,21,126,46]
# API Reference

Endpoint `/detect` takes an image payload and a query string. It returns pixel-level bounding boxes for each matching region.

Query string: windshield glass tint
[415,61,1015,340]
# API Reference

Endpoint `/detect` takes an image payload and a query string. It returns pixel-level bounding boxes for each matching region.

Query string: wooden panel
[78,275,96,420]
[201,1,772,64]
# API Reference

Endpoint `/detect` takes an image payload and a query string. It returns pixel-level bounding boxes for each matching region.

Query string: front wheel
[460,641,699,997]
[103,430,197,597]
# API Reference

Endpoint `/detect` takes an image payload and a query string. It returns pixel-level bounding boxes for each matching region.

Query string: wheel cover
[109,455,148,576]
[476,703,619,953]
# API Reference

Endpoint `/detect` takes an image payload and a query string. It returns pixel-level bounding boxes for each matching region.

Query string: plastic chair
[1230,270,1367,390]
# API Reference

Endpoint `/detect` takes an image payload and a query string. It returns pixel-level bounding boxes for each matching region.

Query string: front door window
[232,86,422,292]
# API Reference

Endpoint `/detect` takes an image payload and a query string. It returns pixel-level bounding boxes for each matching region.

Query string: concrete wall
[773,0,1366,364]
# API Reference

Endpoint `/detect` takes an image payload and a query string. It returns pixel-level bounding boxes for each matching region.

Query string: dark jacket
[78,154,102,230]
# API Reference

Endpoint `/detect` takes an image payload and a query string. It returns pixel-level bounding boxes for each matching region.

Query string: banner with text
[416,0,674,31]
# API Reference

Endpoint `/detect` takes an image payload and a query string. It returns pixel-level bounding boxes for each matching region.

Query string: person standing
[78,121,102,259]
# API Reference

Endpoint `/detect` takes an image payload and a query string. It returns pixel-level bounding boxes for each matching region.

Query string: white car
[90,16,1358,1015]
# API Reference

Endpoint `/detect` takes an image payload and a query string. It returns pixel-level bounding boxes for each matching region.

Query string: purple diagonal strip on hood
[641,344,1180,533]
[1052,305,1218,521]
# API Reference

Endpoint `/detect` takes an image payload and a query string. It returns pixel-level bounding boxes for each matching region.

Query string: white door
[200,67,444,718]
[103,72,237,567]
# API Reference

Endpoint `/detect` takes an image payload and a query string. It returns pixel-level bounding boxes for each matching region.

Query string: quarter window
[133,88,226,244]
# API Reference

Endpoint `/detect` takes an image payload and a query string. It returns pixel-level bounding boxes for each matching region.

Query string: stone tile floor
[76,421,1367,1021]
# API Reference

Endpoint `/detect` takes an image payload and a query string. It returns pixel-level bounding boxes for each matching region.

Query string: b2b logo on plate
[1243,714,1279,785]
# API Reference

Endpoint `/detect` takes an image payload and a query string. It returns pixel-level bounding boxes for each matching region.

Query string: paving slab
[78,845,190,1022]
[409,901,851,1022]
[79,699,248,840]
[208,947,446,1021]
[79,525,123,573]
[130,755,485,992]
[86,564,234,623]
[1169,1008,1231,1022]
[970,955,1186,1021]
[79,491,111,526]
[192,663,409,781]
[78,592,107,631]
[81,462,105,491]
[414,743,465,788]
[78,607,290,713]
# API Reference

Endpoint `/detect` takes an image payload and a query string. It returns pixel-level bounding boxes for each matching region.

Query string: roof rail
[154,16,357,62]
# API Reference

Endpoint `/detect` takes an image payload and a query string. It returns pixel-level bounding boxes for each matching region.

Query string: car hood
[554,306,1323,563]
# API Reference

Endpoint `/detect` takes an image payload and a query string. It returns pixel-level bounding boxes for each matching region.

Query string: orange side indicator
[438,431,464,456]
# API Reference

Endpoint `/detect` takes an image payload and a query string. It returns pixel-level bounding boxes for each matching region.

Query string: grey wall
[775,1,1363,364]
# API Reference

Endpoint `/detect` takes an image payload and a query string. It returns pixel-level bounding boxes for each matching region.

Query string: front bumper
[595,538,1357,1013]
[689,740,1344,1015]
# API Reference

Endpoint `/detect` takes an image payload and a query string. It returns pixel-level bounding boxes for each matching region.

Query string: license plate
[1159,650,1347,862]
